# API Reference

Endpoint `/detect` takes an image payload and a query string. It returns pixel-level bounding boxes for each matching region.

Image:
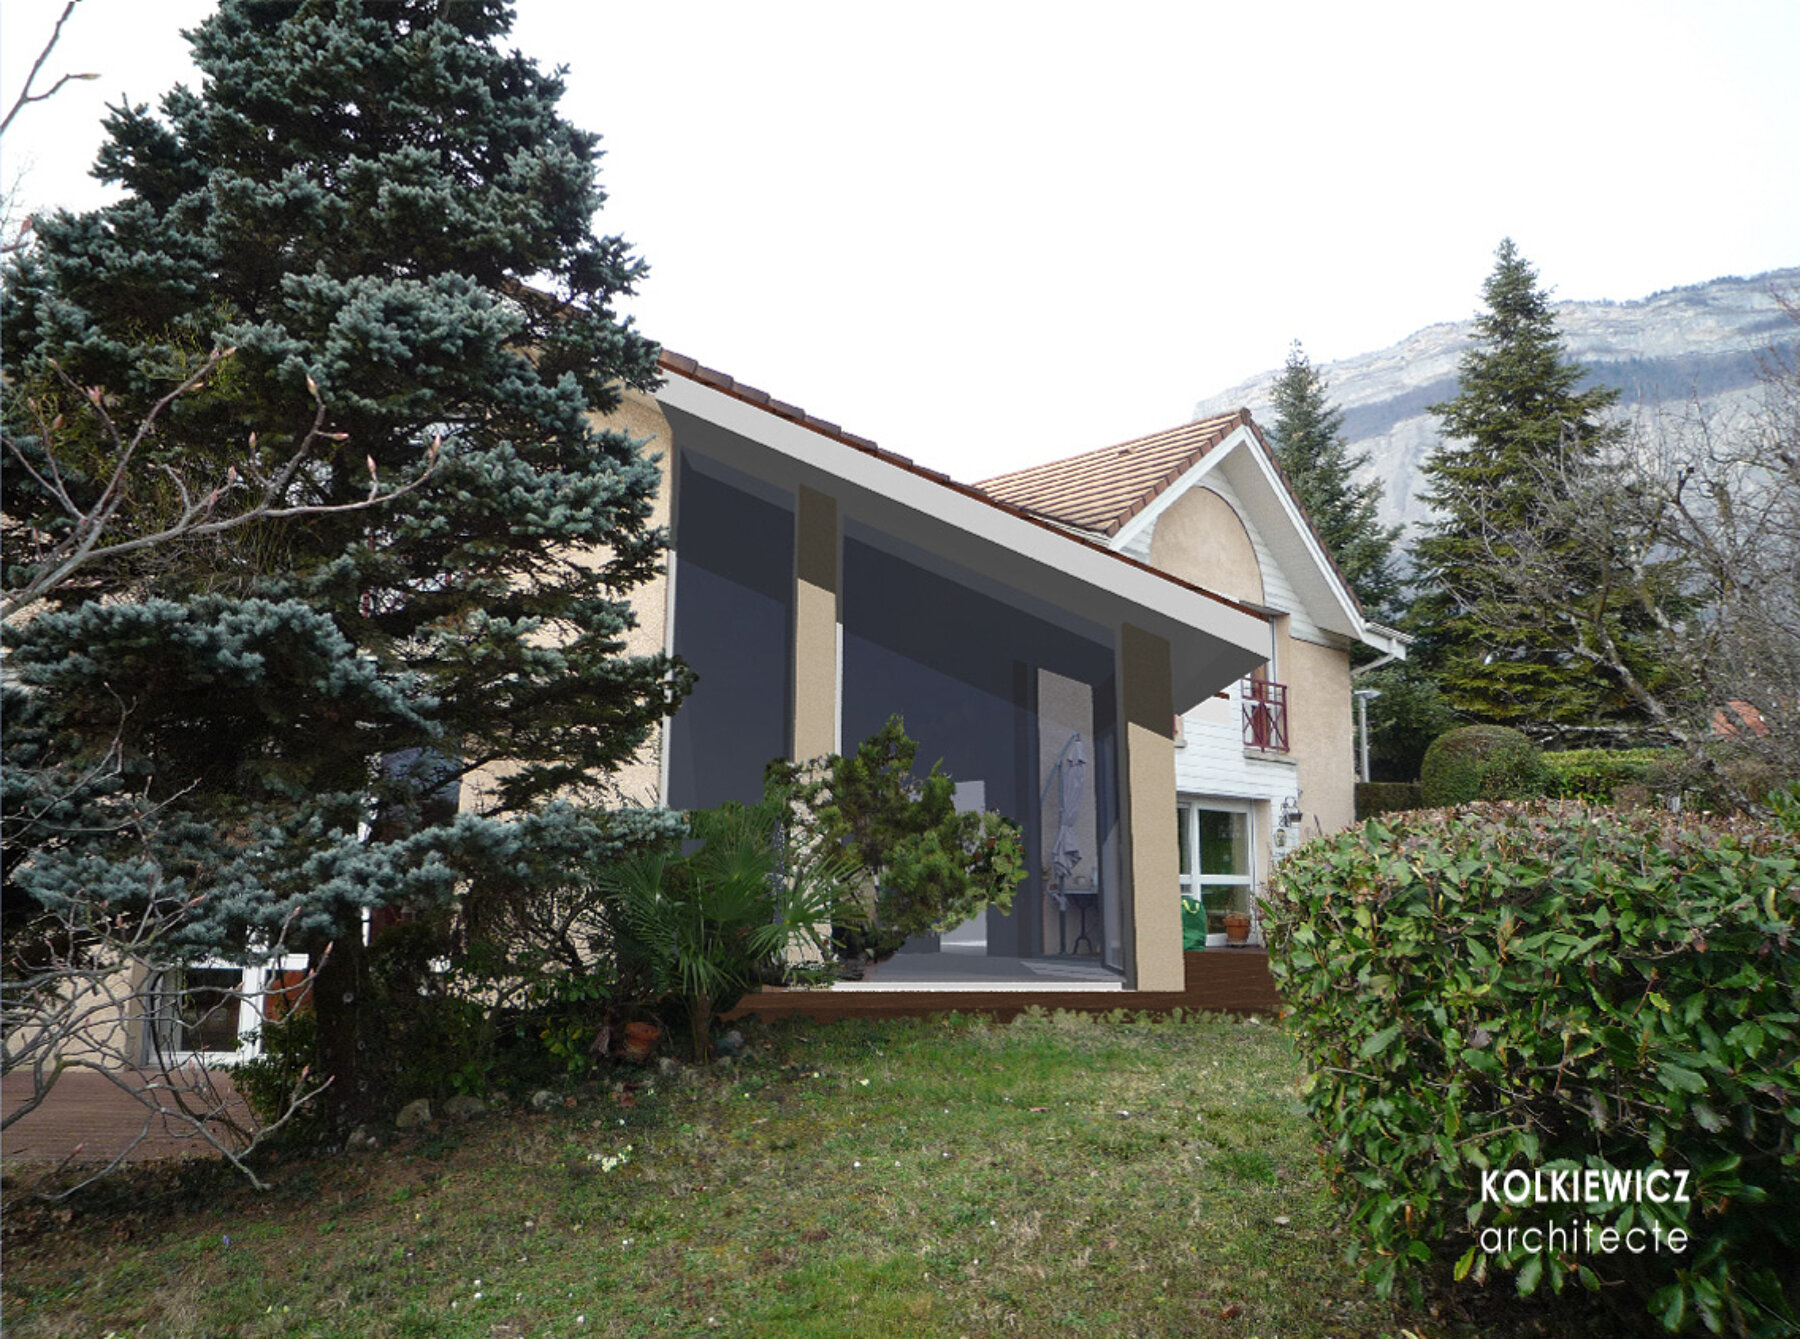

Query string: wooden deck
[728,948,1281,1023]
[1,1068,255,1169]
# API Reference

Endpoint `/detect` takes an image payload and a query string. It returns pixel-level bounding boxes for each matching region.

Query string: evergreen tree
[1410,239,1648,736]
[1266,341,1402,617]
[2,0,686,1121]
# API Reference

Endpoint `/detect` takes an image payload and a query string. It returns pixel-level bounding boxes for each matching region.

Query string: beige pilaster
[1119,622,1183,992]
[792,485,839,763]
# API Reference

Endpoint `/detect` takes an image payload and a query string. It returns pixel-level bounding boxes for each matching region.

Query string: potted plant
[1223,910,1253,946]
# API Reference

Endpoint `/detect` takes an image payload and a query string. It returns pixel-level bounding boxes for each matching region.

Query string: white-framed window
[145,955,309,1066]
[1177,798,1255,948]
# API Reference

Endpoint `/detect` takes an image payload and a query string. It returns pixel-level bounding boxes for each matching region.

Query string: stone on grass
[346,1125,382,1152]
[443,1095,487,1120]
[395,1098,433,1130]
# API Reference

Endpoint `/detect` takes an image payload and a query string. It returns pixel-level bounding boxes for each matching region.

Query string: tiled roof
[974,413,1253,537]
[654,352,1266,621]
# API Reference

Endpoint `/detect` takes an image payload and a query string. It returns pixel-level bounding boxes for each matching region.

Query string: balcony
[1241,678,1289,753]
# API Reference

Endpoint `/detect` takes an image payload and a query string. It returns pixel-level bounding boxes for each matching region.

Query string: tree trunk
[689,993,711,1063]
[311,931,381,1129]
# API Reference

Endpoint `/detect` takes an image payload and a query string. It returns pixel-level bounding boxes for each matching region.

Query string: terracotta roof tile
[974,413,1251,537]
[975,411,1371,621]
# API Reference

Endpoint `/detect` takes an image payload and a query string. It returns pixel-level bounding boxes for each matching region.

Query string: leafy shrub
[1263,803,1800,1335]
[235,1009,330,1146]
[1419,725,1548,806]
[770,717,1028,961]
[1355,780,1423,820]
[1541,748,1683,804]
[600,796,858,1060]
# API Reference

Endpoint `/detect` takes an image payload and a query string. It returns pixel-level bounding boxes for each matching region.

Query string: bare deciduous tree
[3,357,439,622]
[1456,294,1800,803]
[1,0,97,257]
[0,1,430,1187]
[1,885,328,1196]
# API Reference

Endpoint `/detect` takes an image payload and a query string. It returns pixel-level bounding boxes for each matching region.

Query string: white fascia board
[1361,621,1412,660]
[655,375,1271,710]
[1113,425,1394,652]
[1108,444,1227,554]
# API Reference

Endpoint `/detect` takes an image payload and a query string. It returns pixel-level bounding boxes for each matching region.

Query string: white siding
[1119,523,1154,564]
[1174,680,1298,802]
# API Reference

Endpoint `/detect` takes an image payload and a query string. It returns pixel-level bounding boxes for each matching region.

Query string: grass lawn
[2,1011,1622,1338]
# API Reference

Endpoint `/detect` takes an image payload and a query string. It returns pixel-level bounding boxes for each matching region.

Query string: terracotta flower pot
[1223,911,1253,946]
[621,1021,660,1063]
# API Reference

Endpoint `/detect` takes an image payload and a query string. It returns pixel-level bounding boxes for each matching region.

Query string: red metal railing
[1241,678,1290,752]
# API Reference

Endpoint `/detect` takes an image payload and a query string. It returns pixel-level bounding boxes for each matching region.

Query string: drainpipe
[1352,688,1382,783]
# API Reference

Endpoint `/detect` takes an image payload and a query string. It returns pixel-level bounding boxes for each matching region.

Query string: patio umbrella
[1049,734,1087,882]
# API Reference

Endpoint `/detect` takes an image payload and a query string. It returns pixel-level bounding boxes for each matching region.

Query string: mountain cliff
[1193,268,1800,536]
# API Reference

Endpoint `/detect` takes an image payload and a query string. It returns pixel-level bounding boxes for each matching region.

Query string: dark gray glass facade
[666,453,794,813]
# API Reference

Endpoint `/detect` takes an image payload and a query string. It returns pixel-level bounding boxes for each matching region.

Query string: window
[146,966,258,1063]
[144,956,309,1066]
[1177,800,1254,948]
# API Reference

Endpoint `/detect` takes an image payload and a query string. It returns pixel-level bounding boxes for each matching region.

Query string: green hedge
[1263,802,1800,1335]
[1419,725,1548,806]
[1541,748,1683,803]
[1355,780,1423,821]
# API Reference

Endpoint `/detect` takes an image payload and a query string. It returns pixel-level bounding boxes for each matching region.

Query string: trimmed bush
[1263,803,1800,1334]
[1355,780,1423,821]
[1419,725,1548,806]
[1541,747,1683,804]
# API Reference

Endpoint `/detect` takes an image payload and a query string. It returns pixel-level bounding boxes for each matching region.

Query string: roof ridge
[974,413,1248,538]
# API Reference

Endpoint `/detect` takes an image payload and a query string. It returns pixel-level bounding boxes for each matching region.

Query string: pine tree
[1410,238,1643,735]
[2,0,685,1121]
[1265,341,1401,618]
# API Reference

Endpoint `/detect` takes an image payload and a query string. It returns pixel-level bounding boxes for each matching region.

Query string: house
[111,357,1401,1066]
[526,353,1403,994]
[977,414,1406,951]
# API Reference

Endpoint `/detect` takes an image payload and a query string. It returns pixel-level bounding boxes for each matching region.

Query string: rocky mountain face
[1194,268,1800,538]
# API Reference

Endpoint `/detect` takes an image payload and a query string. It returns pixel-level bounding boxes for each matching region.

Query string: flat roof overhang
[656,374,1272,711]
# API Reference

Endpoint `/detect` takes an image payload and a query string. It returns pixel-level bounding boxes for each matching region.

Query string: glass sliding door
[1177,800,1254,948]
[840,523,1121,967]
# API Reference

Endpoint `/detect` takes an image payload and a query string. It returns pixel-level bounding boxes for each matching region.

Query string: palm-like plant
[601,799,858,1060]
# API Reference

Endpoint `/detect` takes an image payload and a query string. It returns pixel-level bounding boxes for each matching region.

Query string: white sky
[4,0,1797,481]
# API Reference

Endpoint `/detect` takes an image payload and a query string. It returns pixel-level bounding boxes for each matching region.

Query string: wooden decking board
[1,1069,255,1167]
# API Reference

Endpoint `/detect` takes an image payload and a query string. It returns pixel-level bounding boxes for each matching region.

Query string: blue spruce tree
[2,0,686,1121]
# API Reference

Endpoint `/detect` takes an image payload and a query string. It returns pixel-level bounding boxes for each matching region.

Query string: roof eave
[654,360,1272,710]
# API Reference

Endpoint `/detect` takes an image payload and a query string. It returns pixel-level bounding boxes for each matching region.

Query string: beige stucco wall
[1284,632,1355,837]
[1148,487,1265,606]
[595,389,675,807]
[459,388,675,813]
[792,486,839,764]
[7,961,143,1070]
[1119,623,1183,992]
